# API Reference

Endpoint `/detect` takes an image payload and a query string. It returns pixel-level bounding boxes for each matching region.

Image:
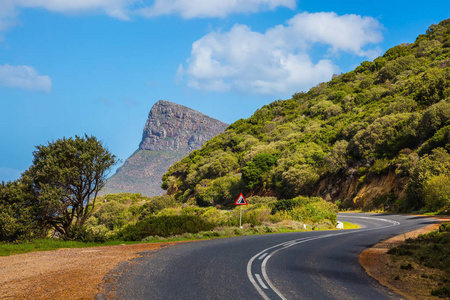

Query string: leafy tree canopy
[24,134,117,238]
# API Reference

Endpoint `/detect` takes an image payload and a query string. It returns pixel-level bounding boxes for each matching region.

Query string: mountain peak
[139,100,228,151]
[102,100,228,196]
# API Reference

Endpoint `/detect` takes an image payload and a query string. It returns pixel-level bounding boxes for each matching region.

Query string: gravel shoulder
[0,242,184,299]
[359,216,450,300]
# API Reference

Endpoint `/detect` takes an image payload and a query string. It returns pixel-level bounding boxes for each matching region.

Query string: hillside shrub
[404,148,450,211]
[139,195,178,219]
[194,175,243,207]
[279,166,319,198]
[242,153,277,189]
[423,174,450,211]
[116,215,215,241]
[93,200,129,230]
[0,180,47,242]
[270,196,337,224]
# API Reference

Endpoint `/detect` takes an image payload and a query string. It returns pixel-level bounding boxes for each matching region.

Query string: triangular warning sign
[234,193,248,205]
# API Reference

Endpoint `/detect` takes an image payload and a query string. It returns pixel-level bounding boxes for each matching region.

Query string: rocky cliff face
[101,100,228,197]
[313,170,409,210]
[139,100,228,152]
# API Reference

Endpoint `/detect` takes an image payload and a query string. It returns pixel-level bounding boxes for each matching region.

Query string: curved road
[109,213,435,299]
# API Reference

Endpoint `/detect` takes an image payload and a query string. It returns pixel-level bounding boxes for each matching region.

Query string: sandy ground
[359,216,450,300]
[0,242,184,299]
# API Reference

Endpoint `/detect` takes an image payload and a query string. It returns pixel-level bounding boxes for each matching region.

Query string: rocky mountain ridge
[139,100,228,151]
[101,100,228,196]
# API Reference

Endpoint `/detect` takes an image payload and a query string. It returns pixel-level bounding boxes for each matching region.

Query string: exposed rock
[139,100,228,152]
[101,100,228,197]
[313,169,409,210]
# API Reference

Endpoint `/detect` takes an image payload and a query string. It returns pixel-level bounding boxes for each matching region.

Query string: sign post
[234,193,248,228]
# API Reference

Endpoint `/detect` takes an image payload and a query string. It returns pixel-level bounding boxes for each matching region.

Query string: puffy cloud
[140,0,296,19]
[179,12,383,95]
[285,12,383,56]
[0,64,52,92]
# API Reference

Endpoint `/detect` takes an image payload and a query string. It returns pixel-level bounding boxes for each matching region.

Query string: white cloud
[0,0,297,38]
[179,12,383,95]
[0,64,52,92]
[1,0,137,20]
[140,0,296,19]
[0,0,139,37]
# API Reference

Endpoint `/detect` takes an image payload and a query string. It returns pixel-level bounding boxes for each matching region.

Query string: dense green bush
[404,148,450,211]
[194,175,243,207]
[92,201,128,230]
[139,195,178,218]
[423,174,450,211]
[64,225,108,243]
[116,215,215,241]
[242,153,277,189]
[270,196,337,224]
[0,180,47,242]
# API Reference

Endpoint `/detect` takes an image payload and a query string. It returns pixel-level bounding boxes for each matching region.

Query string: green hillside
[162,19,450,212]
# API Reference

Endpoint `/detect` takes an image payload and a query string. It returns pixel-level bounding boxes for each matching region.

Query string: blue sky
[1,0,449,182]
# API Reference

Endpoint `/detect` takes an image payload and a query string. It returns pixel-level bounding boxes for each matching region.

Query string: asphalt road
[111,213,436,300]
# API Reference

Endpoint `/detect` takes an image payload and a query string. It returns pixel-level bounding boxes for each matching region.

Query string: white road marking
[258,253,268,260]
[255,274,269,289]
[282,241,297,247]
[247,215,401,299]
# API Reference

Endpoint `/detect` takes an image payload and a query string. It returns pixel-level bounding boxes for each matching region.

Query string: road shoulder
[0,242,183,299]
[359,216,449,299]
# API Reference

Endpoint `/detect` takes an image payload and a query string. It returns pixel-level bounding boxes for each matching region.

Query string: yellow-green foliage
[98,193,148,205]
[423,174,450,211]
[270,196,338,224]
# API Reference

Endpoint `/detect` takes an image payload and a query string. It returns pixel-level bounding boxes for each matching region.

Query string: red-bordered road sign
[234,193,248,205]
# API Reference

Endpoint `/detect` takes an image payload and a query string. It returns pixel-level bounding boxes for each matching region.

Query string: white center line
[255,274,269,289]
[258,253,268,260]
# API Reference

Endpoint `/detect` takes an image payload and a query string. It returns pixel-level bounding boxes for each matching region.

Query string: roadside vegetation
[0,192,343,255]
[0,192,341,256]
[0,134,339,255]
[388,223,450,298]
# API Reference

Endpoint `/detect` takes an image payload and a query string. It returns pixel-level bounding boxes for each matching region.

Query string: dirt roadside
[359,216,450,300]
[0,242,185,300]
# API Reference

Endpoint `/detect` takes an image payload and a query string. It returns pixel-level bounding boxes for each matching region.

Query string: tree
[25,135,117,238]
[423,174,450,211]
[404,148,450,211]
[242,153,277,189]
[0,180,46,242]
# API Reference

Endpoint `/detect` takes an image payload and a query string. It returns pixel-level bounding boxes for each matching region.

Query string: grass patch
[342,222,360,229]
[0,239,144,257]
